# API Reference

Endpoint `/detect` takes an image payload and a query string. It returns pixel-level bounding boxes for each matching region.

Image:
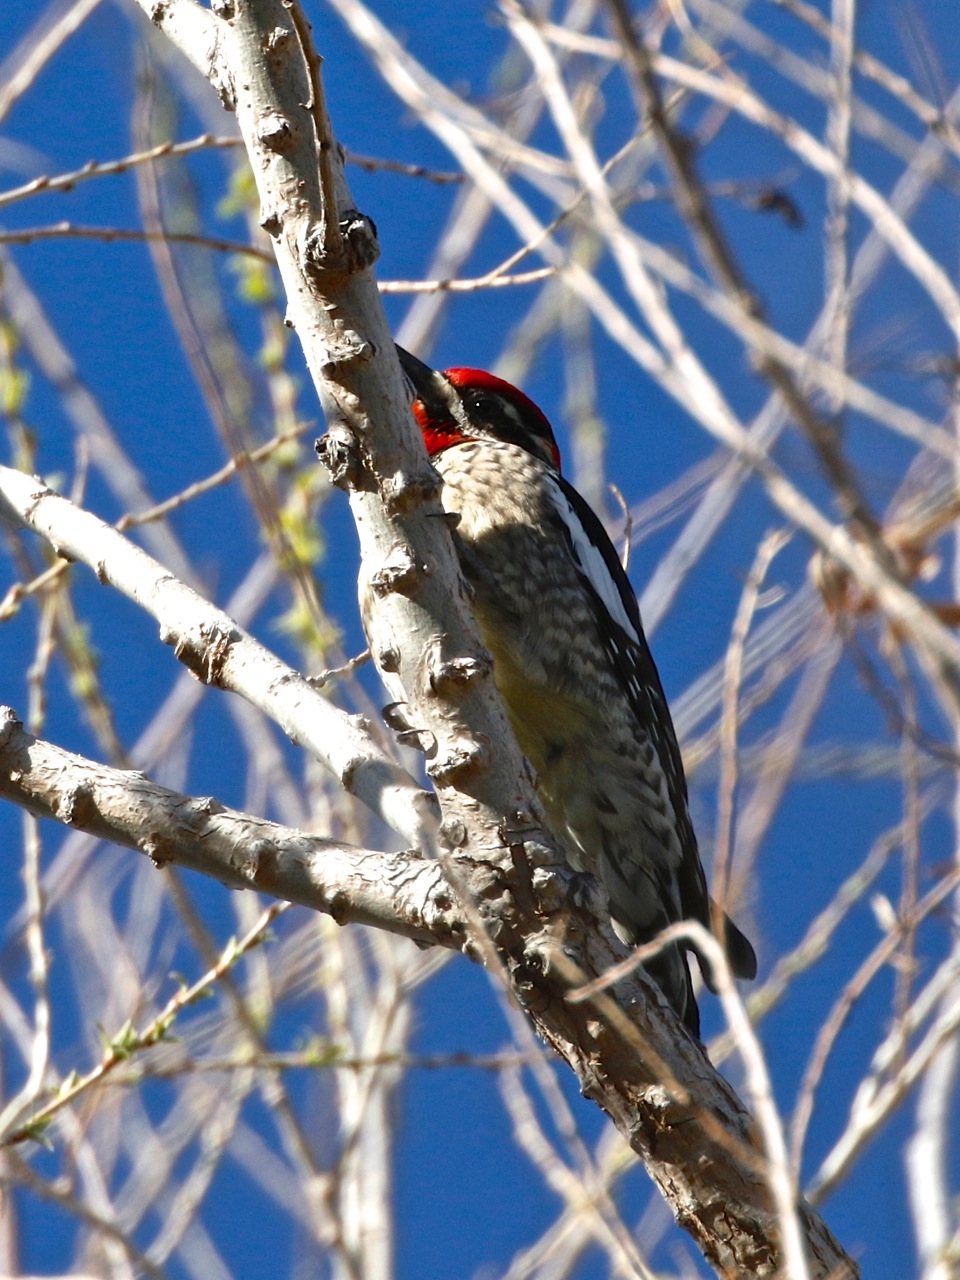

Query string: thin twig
[1,902,287,1146]
[714,529,791,921]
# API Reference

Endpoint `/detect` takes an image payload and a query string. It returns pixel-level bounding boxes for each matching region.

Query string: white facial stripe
[548,485,640,642]
[498,400,527,435]
[435,375,472,433]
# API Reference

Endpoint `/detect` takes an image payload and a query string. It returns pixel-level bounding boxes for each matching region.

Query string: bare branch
[0,465,433,845]
[0,706,451,945]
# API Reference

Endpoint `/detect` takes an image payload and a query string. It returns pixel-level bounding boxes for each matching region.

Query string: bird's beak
[395,344,438,399]
[395,344,458,425]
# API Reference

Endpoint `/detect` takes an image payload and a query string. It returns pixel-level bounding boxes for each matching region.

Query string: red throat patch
[410,401,465,457]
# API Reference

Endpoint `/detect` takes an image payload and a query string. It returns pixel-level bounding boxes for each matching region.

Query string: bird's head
[396,345,561,472]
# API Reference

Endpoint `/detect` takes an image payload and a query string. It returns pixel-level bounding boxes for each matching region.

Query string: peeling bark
[0,0,864,1273]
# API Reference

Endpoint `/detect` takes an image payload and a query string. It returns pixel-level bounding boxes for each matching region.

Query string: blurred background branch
[0,0,958,1275]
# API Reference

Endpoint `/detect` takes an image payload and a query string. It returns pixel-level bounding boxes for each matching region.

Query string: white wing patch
[547,484,641,643]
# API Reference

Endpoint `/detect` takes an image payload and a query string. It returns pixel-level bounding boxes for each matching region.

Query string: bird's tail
[695,905,758,992]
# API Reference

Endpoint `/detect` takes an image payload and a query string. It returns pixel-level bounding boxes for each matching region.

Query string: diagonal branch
[0,706,452,946]
[0,463,432,846]
[94,1,862,1274]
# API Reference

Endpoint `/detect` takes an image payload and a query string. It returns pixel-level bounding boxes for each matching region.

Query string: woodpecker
[392,346,756,1036]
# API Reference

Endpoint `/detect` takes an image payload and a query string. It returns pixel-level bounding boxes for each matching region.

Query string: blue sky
[2,1,959,1276]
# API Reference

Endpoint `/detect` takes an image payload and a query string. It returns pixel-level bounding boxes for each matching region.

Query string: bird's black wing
[551,475,758,982]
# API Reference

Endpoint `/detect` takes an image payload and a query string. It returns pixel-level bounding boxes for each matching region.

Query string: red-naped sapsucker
[389,346,756,1036]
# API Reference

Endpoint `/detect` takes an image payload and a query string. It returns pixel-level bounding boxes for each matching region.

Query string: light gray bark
[0,0,861,1273]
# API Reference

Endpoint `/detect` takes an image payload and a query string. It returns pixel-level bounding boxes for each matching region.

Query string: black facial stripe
[462,393,550,456]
